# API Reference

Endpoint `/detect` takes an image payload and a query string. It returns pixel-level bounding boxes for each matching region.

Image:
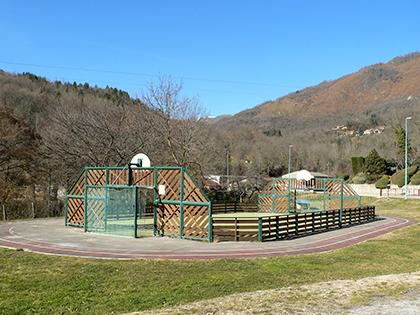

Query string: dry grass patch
[131,272,420,315]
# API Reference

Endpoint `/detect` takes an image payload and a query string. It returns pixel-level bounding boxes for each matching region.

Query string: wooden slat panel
[67,197,84,225]
[213,206,376,242]
[183,205,209,239]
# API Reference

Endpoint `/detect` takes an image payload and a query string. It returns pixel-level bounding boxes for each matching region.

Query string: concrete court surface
[0,216,414,260]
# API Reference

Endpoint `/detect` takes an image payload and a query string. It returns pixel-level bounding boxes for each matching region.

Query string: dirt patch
[128,272,420,314]
[348,287,420,314]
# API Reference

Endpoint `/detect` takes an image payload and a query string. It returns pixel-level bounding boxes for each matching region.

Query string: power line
[0,60,298,88]
[49,74,270,97]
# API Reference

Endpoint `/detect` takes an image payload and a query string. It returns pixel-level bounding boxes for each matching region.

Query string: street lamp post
[226,148,230,187]
[404,116,412,200]
[288,145,293,175]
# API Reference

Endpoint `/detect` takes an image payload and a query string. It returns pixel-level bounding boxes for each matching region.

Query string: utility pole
[288,145,293,175]
[405,116,412,200]
[226,148,230,188]
[2,204,6,222]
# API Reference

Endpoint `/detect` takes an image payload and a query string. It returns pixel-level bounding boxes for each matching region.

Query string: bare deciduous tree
[40,94,156,185]
[141,76,210,172]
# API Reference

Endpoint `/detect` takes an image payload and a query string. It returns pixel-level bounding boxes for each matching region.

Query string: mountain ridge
[215,52,420,126]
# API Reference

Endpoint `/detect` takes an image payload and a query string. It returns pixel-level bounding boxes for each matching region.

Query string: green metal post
[104,169,109,233]
[404,117,412,200]
[257,195,261,212]
[208,202,213,242]
[153,168,158,236]
[133,186,138,238]
[271,178,275,213]
[83,168,88,232]
[287,178,291,213]
[179,167,185,238]
[339,179,344,227]
[288,144,293,174]
[64,195,68,226]
[322,178,326,211]
[258,218,263,242]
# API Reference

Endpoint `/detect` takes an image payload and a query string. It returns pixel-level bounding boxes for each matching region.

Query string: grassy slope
[0,198,418,314]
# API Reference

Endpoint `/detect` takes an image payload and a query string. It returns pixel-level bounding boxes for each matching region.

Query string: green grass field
[0,197,419,314]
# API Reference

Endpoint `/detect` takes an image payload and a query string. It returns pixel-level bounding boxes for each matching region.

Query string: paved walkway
[0,216,414,260]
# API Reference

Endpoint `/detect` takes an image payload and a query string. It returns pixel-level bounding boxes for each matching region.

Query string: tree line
[0,72,225,219]
[0,70,419,219]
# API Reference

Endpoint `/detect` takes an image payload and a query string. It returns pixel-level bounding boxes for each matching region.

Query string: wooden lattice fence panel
[258,179,290,213]
[109,169,128,185]
[182,172,209,239]
[342,184,360,208]
[66,166,211,240]
[274,196,290,212]
[274,180,291,212]
[183,173,206,203]
[66,172,85,226]
[156,203,180,236]
[158,170,181,200]
[258,195,273,212]
[154,170,210,240]
[67,197,84,226]
[183,205,209,239]
[325,180,341,210]
[133,169,154,187]
[86,169,105,186]
[258,181,275,213]
[70,174,84,195]
[325,180,360,210]
[258,178,360,214]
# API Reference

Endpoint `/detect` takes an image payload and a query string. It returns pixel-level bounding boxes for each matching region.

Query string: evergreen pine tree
[364,149,386,177]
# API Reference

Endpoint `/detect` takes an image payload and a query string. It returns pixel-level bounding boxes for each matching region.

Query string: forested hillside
[1,52,419,218]
[213,53,420,176]
[0,72,224,218]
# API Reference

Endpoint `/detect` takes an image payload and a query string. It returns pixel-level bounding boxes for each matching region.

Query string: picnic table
[296,199,311,211]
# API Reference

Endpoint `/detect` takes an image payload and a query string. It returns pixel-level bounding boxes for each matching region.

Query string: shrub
[390,166,418,187]
[364,149,387,176]
[410,171,420,185]
[375,175,390,189]
[351,173,367,184]
[390,171,404,187]
[351,157,365,175]
[365,173,381,184]
[408,165,418,176]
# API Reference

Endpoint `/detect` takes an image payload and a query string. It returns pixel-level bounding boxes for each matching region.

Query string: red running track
[0,217,415,260]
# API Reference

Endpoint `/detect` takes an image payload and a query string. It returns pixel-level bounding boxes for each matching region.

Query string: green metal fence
[257,177,362,226]
[67,165,211,240]
[85,184,142,237]
[85,186,106,233]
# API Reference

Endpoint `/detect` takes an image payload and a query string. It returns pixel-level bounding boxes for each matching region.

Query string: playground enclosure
[65,166,376,242]
[66,166,211,241]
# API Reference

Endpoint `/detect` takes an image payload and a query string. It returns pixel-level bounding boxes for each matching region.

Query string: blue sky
[1,1,419,115]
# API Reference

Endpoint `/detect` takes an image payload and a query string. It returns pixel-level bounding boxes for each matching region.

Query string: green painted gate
[85,185,140,237]
[85,186,106,233]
